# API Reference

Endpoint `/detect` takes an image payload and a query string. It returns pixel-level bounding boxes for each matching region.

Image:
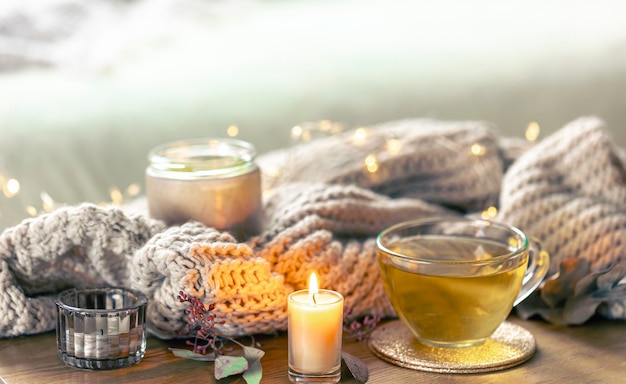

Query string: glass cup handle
[514,238,550,306]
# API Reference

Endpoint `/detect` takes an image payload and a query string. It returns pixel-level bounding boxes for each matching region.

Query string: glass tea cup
[376,218,549,348]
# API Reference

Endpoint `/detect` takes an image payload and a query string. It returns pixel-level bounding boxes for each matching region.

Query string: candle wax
[288,289,343,374]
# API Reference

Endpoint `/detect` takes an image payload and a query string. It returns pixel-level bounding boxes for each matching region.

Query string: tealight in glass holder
[288,287,344,383]
[55,287,148,370]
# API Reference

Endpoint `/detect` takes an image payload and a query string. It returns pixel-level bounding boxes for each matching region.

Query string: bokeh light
[3,178,20,198]
[471,143,486,156]
[386,138,402,155]
[365,154,379,173]
[526,122,540,141]
[226,125,239,137]
[481,206,498,220]
[353,127,369,145]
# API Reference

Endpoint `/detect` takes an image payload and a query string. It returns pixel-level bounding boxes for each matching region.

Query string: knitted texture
[0,204,164,337]
[1,117,624,338]
[132,183,458,338]
[259,119,504,212]
[498,116,626,324]
[499,116,626,272]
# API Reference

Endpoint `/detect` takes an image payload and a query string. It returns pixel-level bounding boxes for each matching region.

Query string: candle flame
[308,272,319,302]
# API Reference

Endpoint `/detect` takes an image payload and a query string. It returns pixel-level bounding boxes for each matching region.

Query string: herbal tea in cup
[376,218,549,349]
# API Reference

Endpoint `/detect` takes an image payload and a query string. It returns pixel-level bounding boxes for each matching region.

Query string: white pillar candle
[288,273,343,381]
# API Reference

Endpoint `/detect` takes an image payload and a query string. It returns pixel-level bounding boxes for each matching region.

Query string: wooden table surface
[0,316,624,384]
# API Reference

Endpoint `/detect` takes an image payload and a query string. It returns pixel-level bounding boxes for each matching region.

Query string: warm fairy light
[1,119,519,229]
[110,187,123,206]
[386,138,402,155]
[226,125,239,137]
[26,206,38,217]
[41,192,55,212]
[481,206,498,219]
[291,125,303,140]
[262,165,282,197]
[264,165,281,179]
[319,120,332,132]
[470,143,486,156]
[353,127,369,145]
[291,125,312,142]
[126,183,141,197]
[3,178,20,198]
[365,154,379,173]
[308,272,319,298]
[526,122,540,142]
[327,121,345,135]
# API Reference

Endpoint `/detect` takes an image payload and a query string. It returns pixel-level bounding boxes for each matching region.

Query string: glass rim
[147,137,257,179]
[288,289,344,305]
[376,217,529,265]
[55,287,148,314]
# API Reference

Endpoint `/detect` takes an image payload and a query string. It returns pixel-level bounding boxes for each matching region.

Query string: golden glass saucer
[368,320,536,374]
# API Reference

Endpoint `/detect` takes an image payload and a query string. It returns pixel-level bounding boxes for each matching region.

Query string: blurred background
[1,0,625,230]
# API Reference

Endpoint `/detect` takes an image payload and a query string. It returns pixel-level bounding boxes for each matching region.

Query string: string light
[318,120,333,132]
[291,121,346,145]
[262,165,282,197]
[25,206,38,217]
[328,122,345,135]
[291,125,303,140]
[525,122,540,142]
[109,187,123,206]
[353,127,369,145]
[0,120,517,227]
[41,192,56,212]
[470,143,486,156]
[481,206,498,220]
[126,183,141,197]
[365,154,379,173]
[226,125,239,137]
[3,178,20,198]
[264,165,281,179]
[386,138,402,155]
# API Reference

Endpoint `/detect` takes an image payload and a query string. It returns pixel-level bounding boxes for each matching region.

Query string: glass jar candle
[146,138,263,239]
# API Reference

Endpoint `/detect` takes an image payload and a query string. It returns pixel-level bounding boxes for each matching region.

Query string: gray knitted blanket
[1,117,624,339]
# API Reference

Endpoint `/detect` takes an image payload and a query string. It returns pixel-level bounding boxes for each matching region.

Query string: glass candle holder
[288,289,343,383]
[55,287,148,370]
[146,137,263,240]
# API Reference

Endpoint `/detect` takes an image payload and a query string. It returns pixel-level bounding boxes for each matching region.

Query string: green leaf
[242,346,265,384]
[243,346,265,361]
[214,355,249,380]
[168,348,216,361]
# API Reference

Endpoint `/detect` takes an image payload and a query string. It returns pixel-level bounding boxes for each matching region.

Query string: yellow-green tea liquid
[379,236,526,348]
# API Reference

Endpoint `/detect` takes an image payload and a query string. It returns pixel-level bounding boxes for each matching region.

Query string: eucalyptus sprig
[170,293,379,383]
[169,290,264,383]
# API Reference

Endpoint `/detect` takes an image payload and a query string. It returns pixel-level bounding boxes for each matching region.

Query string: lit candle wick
[288,271,344,381]
[309,272,319,305]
